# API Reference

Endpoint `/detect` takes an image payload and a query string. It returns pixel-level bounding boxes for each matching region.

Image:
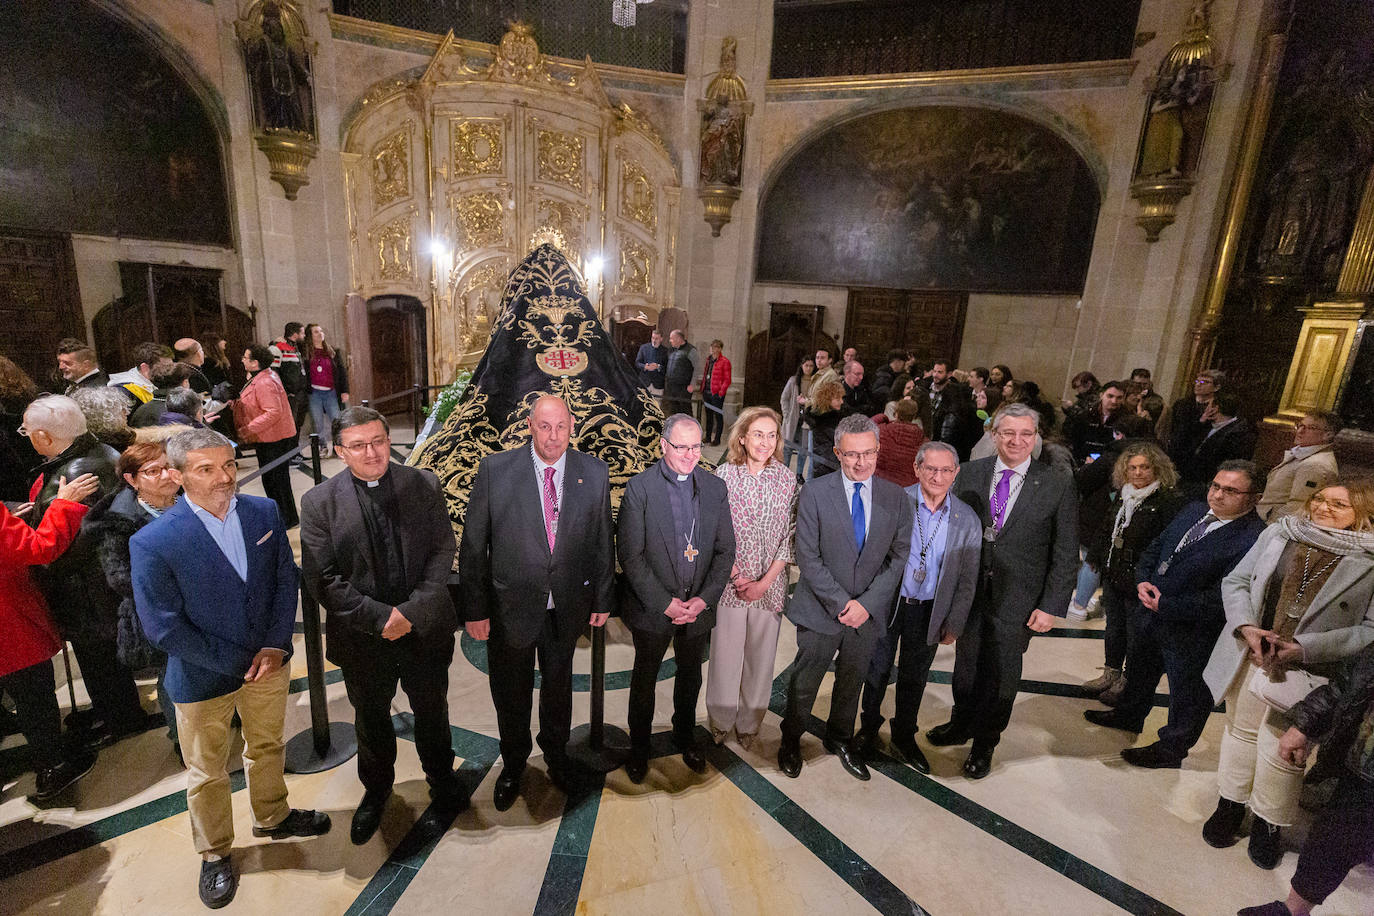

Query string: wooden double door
[842,288,967,372]
[0,229,83,389]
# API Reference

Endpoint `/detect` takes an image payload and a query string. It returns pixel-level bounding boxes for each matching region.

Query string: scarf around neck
[1277,514,1374,558]
[1115,480,1162,530]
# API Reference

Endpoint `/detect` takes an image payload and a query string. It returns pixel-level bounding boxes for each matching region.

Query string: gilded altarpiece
[342,23,680,385]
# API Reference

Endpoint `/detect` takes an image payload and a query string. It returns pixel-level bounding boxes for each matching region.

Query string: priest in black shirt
[301,407,464,845]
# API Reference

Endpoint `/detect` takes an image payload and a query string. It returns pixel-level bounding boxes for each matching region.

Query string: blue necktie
[852,481,866,553]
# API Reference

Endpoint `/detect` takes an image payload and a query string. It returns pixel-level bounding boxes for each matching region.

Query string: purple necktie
[993,468,1014,531]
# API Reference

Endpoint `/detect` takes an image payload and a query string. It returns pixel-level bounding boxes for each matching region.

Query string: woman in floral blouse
[707,406,799,748]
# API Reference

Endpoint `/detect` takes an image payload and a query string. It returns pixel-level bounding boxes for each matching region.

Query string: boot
[1247,817,1282,869]
[1202,797,1246,848]
[1082,667,1121,694]
[1098,677,1127,707]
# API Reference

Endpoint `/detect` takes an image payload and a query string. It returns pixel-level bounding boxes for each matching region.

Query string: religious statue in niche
[1136,58,1214,179]
[236,0,319,199]
[697,37,753,235]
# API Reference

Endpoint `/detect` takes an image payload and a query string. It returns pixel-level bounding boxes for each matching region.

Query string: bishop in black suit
[618,413,735,782]
[459,395,615,810]
[929,403,1078,778]
[300,407,464,844]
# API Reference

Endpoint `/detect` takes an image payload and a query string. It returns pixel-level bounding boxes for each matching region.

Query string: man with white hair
[24,394,145,747]
[927,402,1078,779]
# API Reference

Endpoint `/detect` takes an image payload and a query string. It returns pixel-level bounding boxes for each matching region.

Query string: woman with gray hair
[72,386,136,451]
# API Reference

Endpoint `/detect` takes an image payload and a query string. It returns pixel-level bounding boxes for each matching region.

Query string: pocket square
[256,530,274,545]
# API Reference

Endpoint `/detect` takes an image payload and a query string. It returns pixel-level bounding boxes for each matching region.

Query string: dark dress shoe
[823,738,871,781]
[350,791,390,845]
[855,726,880,760]
[198,856,237,909]
[625,750,650,784]
[430,773,471,812]
[1202,797,1247,848]
[1236,902,1292,916]
[962,745,994,779]
[890,734,930,774]
[33,750,97,802]
[681,744,708,774]
[1082,708,1143,734]
[1120,743,1183,769]
[493,769,523,811]
[1247,818,1282,869]
[778,741,803,778]
[253,808,331,839]
[925,721,970,746]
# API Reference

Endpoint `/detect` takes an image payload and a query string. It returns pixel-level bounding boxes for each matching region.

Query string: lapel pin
[577,478,583,484]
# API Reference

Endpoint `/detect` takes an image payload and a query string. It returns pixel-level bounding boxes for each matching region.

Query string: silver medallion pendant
[983,526,998,542]
[1113,536,1125,549]
[1157,561,1169,575]
[913,567,927,584]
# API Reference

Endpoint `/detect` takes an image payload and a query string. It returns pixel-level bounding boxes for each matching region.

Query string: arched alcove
[756,105,1100,294]
[0,0,232,245]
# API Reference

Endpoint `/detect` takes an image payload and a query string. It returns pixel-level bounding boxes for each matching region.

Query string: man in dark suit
[1085,460,1265,767]
[132,429,330,910]
[301,407,464,845]
[780,414,912,781]
[619,413,735,782]
[1179,391,1256,498]
[857,441,981,773]
[928,402,1078,778]
[55,338,109,394]
[460,395,614,810]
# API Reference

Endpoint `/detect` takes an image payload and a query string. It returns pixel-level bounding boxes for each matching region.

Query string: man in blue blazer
[858,441,981,773]
[1085,460,1265,768]
[132,429,329,909]
[780,414,913,781]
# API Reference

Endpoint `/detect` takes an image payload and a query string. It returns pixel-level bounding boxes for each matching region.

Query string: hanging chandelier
[612,0,653,28]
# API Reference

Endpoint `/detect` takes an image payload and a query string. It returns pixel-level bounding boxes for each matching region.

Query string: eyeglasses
[918,465,958,476]
[17,423,30,437]
[338,437,390,454]
[1294,423,1329,433]
[746,430,778,441]
[137,464,173,478]
[664,440,702,454]
[1194,377,1216,385]
[837,449,878,461]
[1208,482,1256,497]
[1310,494,1354,511]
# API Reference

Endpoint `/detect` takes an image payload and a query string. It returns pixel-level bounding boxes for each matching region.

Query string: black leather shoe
[252,808,331,839]
[681,744,708,774]
[1247,818,1282,869]
[778,741,802,778]
[198,856,237,909]
[33,750,97,802]
[925,721,971,746]
[962,744,994,779]
[1083,708,1143,734]
[855,726,880,760]
[625,750,649,784]
[493,769,523,811]
[890,734,930,774]
[823,738,871,781]
[1120,742,1184,769]
[431,773,471,813]
[350,791,391,845]
[1202,797,1247,848]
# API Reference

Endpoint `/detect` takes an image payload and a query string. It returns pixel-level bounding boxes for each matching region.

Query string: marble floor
[2,442,1370,915]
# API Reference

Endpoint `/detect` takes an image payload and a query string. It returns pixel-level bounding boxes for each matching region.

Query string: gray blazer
[788,472,913,635]
[1204,525,1374,700]
[617,462,735,638]
[901,484,982,644]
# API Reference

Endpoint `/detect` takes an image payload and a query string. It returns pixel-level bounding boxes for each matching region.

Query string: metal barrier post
[309,433,323,483]
[567,624,630,772]
[283,583,357,773]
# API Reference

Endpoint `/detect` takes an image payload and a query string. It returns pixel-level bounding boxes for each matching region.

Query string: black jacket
[1288,641,1374,783]
[0,401,39,503]
[30,433,120,520]
[1179,419,1257,496]
[84,487,163,668]
[1088,486,1187,592]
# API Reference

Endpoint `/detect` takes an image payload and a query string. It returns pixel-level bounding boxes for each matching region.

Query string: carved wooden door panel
[844,288,966,370]
[0,230,82,388]
[742,303,836,410]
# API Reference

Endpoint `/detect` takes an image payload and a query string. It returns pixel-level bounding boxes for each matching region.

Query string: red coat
[1,498,87,677]
[701,355,732,397]
[874,416,926,489]
[232,369,298,444]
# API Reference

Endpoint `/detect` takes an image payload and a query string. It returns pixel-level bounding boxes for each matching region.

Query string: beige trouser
[1216,661,1306,827]
[706,602,783,737]
[174,667,292,856]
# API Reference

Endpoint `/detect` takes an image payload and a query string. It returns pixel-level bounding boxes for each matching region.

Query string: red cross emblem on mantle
[537,347,587,377]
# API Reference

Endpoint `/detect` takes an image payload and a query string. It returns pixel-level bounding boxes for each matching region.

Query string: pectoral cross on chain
[684,543,699,562]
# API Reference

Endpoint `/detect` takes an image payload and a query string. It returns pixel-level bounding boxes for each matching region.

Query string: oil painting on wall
[756,106,1099,293]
